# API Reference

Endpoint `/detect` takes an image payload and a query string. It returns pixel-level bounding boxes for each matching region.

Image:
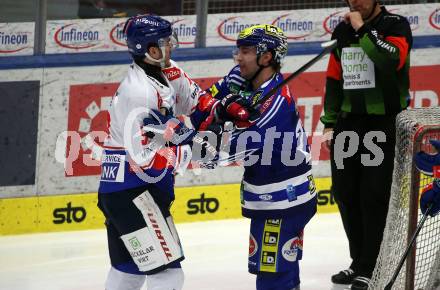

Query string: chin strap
[144,46,168,68]
[247,54,272,84]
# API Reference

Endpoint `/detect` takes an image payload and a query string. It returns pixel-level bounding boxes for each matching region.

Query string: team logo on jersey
[260,95,274,113]
[308,175,316,194]
[266,219,281,227]
[261,251,276,266]
[101,154,125,182]
[249,233,258,257]
[229,83,241,95]
[286,184,297,201]
[163,67,181,81]
[281,233,303,262]
[259,194,272,201]
[263,231,279,246]
[128,237,142,250]
[251,91,262,105]
[210,84,219,97]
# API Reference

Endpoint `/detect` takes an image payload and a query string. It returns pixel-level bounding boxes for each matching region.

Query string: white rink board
[45,3,440,53]
[2,3,438,55]
[0,22,35,56]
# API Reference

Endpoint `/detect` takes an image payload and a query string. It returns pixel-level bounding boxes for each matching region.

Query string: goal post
[370,107,440,290]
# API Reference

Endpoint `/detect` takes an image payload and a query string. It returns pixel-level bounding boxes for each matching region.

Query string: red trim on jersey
[177,145,182,166]
[326,53,342,81]
[281,85,292,105]
[260,95,275,114]
[183,72,193,85]
[156,90,162,109]
[434,165,440,179]
[384,36,409,71]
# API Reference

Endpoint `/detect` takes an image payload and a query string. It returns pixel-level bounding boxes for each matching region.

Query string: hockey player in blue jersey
[144,24,318,290]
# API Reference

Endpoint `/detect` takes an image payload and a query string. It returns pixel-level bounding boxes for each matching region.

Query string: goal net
[370,107,440,290]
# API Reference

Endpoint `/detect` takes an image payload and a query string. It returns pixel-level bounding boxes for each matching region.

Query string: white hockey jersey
[99,60,200,194]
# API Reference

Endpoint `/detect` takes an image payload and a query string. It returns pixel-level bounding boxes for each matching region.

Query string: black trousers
[330,113,396,278]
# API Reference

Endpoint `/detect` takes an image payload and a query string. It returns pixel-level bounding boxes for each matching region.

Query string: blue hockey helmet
[236,24,288,65]
[123,14,178,59]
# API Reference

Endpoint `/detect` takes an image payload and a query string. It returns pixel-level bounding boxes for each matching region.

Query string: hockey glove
[217,94,261,129]
[143,109,196,146]
[143,110,220,162]
[420,178,440,217]
[190,91,221,131]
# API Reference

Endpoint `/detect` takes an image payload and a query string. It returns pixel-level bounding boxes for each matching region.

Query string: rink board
[0,177,335,235]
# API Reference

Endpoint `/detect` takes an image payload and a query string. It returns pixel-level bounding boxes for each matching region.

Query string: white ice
[0,213,351,290]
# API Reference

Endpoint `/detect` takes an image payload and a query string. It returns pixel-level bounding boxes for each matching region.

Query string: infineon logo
[172,19,196,45]
[54,23,100,49]
[406,14,420,31]
[271,14,312,40]
[0,31,31,53]
[322,10,345,35]
[429,8,440,30]
[110,22,126,47]
[388,8,419,31]
[217,16,258,42]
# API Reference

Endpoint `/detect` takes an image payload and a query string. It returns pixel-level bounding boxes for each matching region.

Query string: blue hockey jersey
[213,66,317,220]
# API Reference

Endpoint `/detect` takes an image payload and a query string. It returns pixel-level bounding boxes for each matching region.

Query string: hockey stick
[384,203,433,290]
[251,39,337,109]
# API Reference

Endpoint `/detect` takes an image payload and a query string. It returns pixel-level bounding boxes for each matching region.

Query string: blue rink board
[0,35,439,70]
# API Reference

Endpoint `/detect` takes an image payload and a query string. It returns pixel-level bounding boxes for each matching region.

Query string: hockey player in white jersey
[97,14,201,290]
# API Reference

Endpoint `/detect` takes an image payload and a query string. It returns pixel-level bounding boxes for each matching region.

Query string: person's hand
[217,94,260,129]
[322,127,334,151]
[344,11,364,31]
[143,110,195,146]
